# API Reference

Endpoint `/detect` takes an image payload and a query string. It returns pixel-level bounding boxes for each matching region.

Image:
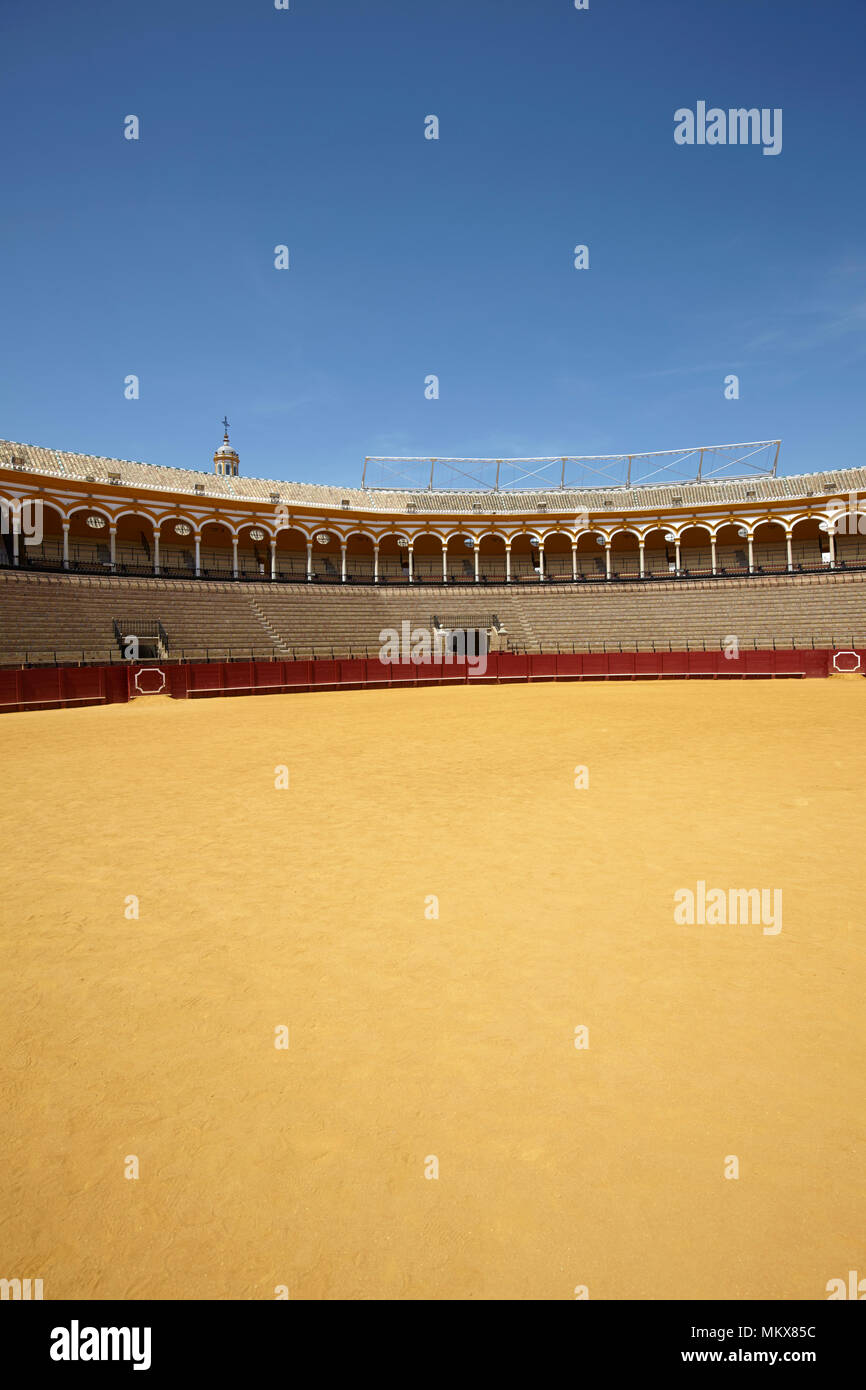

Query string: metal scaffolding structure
[362,440,781,492]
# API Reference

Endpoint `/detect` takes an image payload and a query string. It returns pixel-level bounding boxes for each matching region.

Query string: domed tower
[214,417,239,477]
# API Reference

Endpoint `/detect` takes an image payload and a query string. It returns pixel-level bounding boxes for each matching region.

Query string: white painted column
[12,527,19,566]
[232,536,239,579]
[828,530,836,567]
[674,539,681,574]
[538,542,545,582]
[474,541,480,582]
[505,544,511,583]
[571,543,578,582]
[109,526,117,572]
[195,535,201,577]
[442,546,448,583]
[340,542,347,583]
[748,536,755,573]
[786,532,793,572]
[373,543,379,584]
[270,539,277,580]
[306,540,313,581]
[153,532,160,576]
[605,542,612,579]
[408,544,414,584]
[62,522,70,570]
[711,538,717,575]
[639,541,645,578]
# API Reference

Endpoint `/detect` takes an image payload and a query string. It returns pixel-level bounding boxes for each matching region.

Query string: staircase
[113,618,170,660]
[246,598,292,655]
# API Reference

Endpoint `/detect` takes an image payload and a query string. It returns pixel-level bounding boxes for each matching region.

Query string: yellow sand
[1,681,864,1301]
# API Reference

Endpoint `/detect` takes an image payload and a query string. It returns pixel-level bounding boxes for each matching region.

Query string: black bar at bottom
[4,1298,861,1376]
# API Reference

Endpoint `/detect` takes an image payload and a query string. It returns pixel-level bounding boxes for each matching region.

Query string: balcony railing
[4,554,862,585]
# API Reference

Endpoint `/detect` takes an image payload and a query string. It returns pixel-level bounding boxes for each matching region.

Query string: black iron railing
[6,554,863,585]
[2,633,864,671]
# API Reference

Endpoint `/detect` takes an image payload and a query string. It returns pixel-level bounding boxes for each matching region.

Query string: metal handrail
[3,633,864,670]
[7,554,865,587]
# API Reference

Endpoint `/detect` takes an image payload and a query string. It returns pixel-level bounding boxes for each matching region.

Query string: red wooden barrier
[0,663,128,713]
[0,647,852,713]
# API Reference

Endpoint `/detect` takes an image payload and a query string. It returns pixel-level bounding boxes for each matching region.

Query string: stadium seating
[2,567,865,666]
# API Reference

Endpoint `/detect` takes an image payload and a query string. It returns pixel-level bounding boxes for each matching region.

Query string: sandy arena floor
[1,680,864,1300]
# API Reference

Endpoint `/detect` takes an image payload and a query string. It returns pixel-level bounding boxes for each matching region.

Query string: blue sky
[1,0,864,488]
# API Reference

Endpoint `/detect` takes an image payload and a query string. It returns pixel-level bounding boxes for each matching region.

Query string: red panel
[660,652,690,675]
[808,651,832,677]
[479,653,501,681]
[102,665,129,703]
[252,661,280,687]
[61,667,104,701]
[606,653,637,676]
[769,650,806,675]
[634,652,661,676]
[555,654,584,677]
[531,654,557,678]
[498,653,529,680]
[813,651,833,677]
[187,663,223,691]
[742,650,774,675]
[684,652,719,675]
[466,657,494,680]
[338,660,366,685]
[221,661,253,690]
[432,668,455,684]
[164,666,188,698]
[0,671,21,706]
[19,668,62,704]
[312,660,339,685]
[362,659,391,685]
[387,661,419,685]
[719,648,744,667]
[438,661,467,684]
[419,659,451,684]
[467,651,500,682]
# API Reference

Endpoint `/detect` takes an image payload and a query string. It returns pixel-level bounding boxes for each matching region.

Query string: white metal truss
[361,440,781,491]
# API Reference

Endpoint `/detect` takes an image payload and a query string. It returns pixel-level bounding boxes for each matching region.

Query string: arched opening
[344,532,374,582]
[642,527,676,577]
[199,521,233,578]
[510,533,542,583]
[609,530,641,579]
[274,527,309,580]
[310,527,342,582]
[832,510,866,567]
[114,512,156,574]
[158,517,198,576]
[478,534,506,583]
[574,531,607,579]
[237,522,273,580]
[377,533,410,583]
[543,531,572,581]
[445,533,476,583]
[11,499,64,569]
[66,506,113,571]
[679,525,713,576]
[715,523,750,574]
[791,518,826,570]
[752,521,787,572]
[411,533,443,584]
